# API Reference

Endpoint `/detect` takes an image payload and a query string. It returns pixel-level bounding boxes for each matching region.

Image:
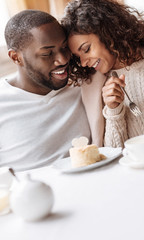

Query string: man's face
[21,21,70,91]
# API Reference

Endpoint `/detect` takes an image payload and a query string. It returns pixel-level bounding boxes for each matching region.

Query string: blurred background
[0,0,143,78]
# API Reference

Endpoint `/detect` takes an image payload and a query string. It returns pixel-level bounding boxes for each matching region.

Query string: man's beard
[23,56,69,90]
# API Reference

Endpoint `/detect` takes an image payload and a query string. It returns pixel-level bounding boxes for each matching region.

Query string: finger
[104,95,124,105]
[105,77,125,87]
[102,88,124,99]
[105,75,125,87]
[102,83,124,95]
[119,74,125,81]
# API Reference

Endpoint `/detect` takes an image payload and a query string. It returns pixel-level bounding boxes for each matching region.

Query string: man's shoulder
[61,84,81,97]
[62,84,81,94]
[53,85,81,103]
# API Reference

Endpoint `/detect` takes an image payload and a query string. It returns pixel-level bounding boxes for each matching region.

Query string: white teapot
[10,174,54,221]
[0,167,14,188]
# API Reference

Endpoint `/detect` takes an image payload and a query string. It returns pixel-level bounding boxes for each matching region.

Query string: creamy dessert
[69,136,106,168]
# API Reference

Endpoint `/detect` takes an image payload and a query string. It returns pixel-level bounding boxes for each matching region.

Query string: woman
[62,0,144,147]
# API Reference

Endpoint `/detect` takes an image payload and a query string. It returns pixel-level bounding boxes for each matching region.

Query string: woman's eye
[84,45,90,53]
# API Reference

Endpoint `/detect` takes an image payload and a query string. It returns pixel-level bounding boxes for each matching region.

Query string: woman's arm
[102,74,128,147]
[103,103,128,147]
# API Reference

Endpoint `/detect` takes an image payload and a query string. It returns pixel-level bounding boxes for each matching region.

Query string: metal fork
[112,71,142,117]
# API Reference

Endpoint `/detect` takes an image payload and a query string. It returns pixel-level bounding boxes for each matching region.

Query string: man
[0,10,90,171]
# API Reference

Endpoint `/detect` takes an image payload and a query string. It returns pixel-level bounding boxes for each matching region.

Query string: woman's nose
[54,51,70,66]
[80,56,89,67]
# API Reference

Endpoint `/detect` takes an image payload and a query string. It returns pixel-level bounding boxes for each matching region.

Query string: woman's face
[68,33,117,74]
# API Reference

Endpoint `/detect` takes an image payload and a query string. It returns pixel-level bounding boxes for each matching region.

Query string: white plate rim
[52,147,122,173]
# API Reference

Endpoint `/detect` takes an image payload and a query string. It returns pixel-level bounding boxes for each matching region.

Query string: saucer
[119,156,144,169]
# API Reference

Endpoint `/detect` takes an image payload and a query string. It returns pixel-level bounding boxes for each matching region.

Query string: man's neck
[7,73,52,95]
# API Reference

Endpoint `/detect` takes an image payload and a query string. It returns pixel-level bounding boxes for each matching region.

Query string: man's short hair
[5,9,56,51]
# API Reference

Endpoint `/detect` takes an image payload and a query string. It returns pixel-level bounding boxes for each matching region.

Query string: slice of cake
[69,136,106,168]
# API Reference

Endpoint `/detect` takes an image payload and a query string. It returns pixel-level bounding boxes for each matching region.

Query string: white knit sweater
[103,59,144,148]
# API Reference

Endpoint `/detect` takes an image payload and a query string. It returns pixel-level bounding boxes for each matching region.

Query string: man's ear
[8,49,23,66]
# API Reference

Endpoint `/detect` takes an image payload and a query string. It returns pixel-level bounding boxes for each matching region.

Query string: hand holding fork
[112,71,142,117]
[102,71,142,117]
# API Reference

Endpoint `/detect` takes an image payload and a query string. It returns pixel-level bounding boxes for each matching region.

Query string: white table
[1,156,144,240]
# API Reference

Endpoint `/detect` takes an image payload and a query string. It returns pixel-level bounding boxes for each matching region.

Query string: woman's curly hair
[61,0,144,85]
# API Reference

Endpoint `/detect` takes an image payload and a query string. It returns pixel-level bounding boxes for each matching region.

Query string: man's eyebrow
[78,42,88,51]
[40,38,67,50]
[40,46,55,49]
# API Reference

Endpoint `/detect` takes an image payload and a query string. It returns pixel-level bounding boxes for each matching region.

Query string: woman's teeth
[92,59,100,68]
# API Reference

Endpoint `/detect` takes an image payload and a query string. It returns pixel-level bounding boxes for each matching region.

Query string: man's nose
[54,51,70,66]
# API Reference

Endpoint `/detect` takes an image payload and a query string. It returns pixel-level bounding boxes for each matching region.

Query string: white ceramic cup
[123,135,144,162]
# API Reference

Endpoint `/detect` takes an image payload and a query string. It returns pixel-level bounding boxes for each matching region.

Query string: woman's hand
[102,74,125,109]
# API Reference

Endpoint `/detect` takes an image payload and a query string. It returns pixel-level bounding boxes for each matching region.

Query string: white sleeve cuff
[103,102,125,119]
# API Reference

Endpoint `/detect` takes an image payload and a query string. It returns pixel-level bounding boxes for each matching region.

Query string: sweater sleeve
[103,102,128,147]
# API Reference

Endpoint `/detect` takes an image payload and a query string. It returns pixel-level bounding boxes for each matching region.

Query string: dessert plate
[119,156,144,169]
[52,147,122,173]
